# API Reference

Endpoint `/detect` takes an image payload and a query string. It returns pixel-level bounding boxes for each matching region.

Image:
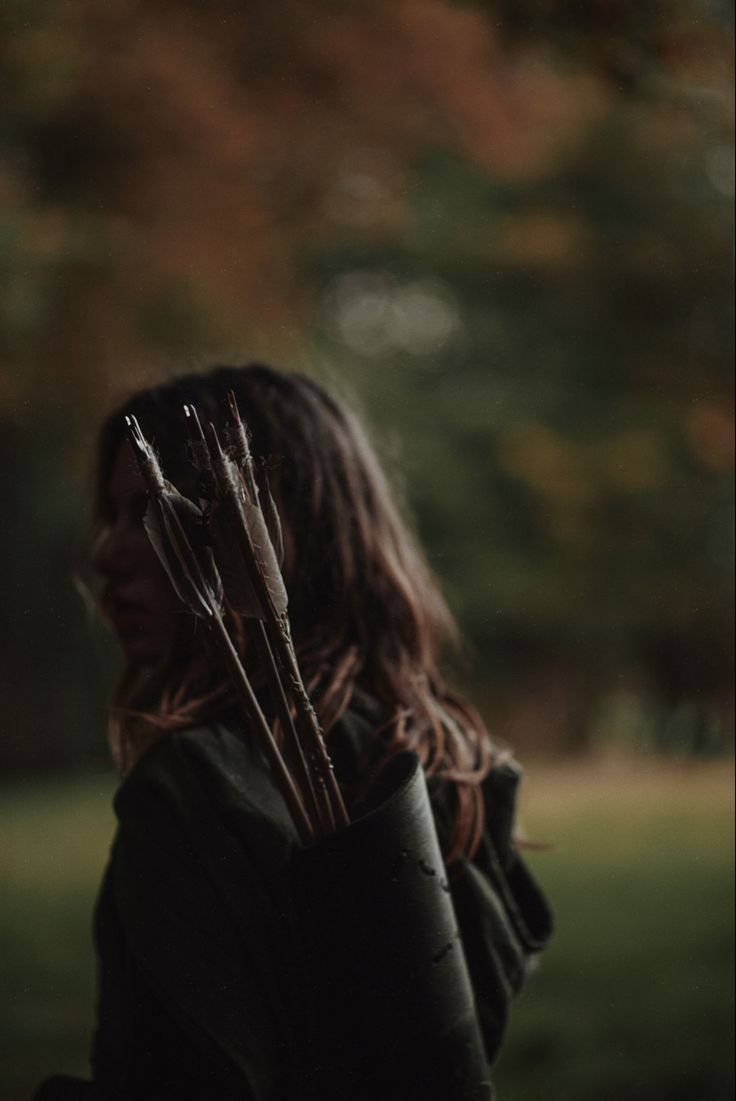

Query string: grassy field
[494,757,735,1101]
[0,757,733,1101]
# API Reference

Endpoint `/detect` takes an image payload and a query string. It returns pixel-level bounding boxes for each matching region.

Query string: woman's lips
[100,591,150,626]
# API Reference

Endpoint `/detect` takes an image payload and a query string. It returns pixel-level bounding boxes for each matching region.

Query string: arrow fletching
[125,415,222,619]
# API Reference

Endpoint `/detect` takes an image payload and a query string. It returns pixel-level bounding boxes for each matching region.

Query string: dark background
[1,0,733,772]
[0,2,733,1098]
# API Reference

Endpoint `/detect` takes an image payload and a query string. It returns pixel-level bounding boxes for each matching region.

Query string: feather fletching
[126,416,222,619]
[240,491,288,616]
[258,470,285,568]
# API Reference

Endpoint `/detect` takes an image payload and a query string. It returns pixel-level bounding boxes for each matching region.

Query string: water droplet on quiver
[431,941,455,965]
[389,850,410,882]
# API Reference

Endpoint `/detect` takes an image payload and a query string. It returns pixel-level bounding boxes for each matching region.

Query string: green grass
[493,757,735,1101]
[0,759,733,1101]
[0,772,116,1099]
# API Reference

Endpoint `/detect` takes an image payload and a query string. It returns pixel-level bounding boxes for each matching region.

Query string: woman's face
[93,440,191,666]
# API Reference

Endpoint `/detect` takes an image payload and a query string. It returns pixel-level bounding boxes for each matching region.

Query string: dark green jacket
[83,696,551,1099]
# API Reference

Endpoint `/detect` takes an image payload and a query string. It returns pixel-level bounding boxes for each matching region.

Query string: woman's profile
[34,363,551,1100]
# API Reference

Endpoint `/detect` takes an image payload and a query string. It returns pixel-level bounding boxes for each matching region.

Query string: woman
[35,363,551,1100]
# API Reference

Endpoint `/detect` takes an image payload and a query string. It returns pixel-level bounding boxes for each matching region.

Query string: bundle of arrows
[125,392,349,843]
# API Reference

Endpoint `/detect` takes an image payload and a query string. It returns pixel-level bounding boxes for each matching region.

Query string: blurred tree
[0,0,732,766]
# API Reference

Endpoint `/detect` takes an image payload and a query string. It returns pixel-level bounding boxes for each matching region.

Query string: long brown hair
[96,364,499,860]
